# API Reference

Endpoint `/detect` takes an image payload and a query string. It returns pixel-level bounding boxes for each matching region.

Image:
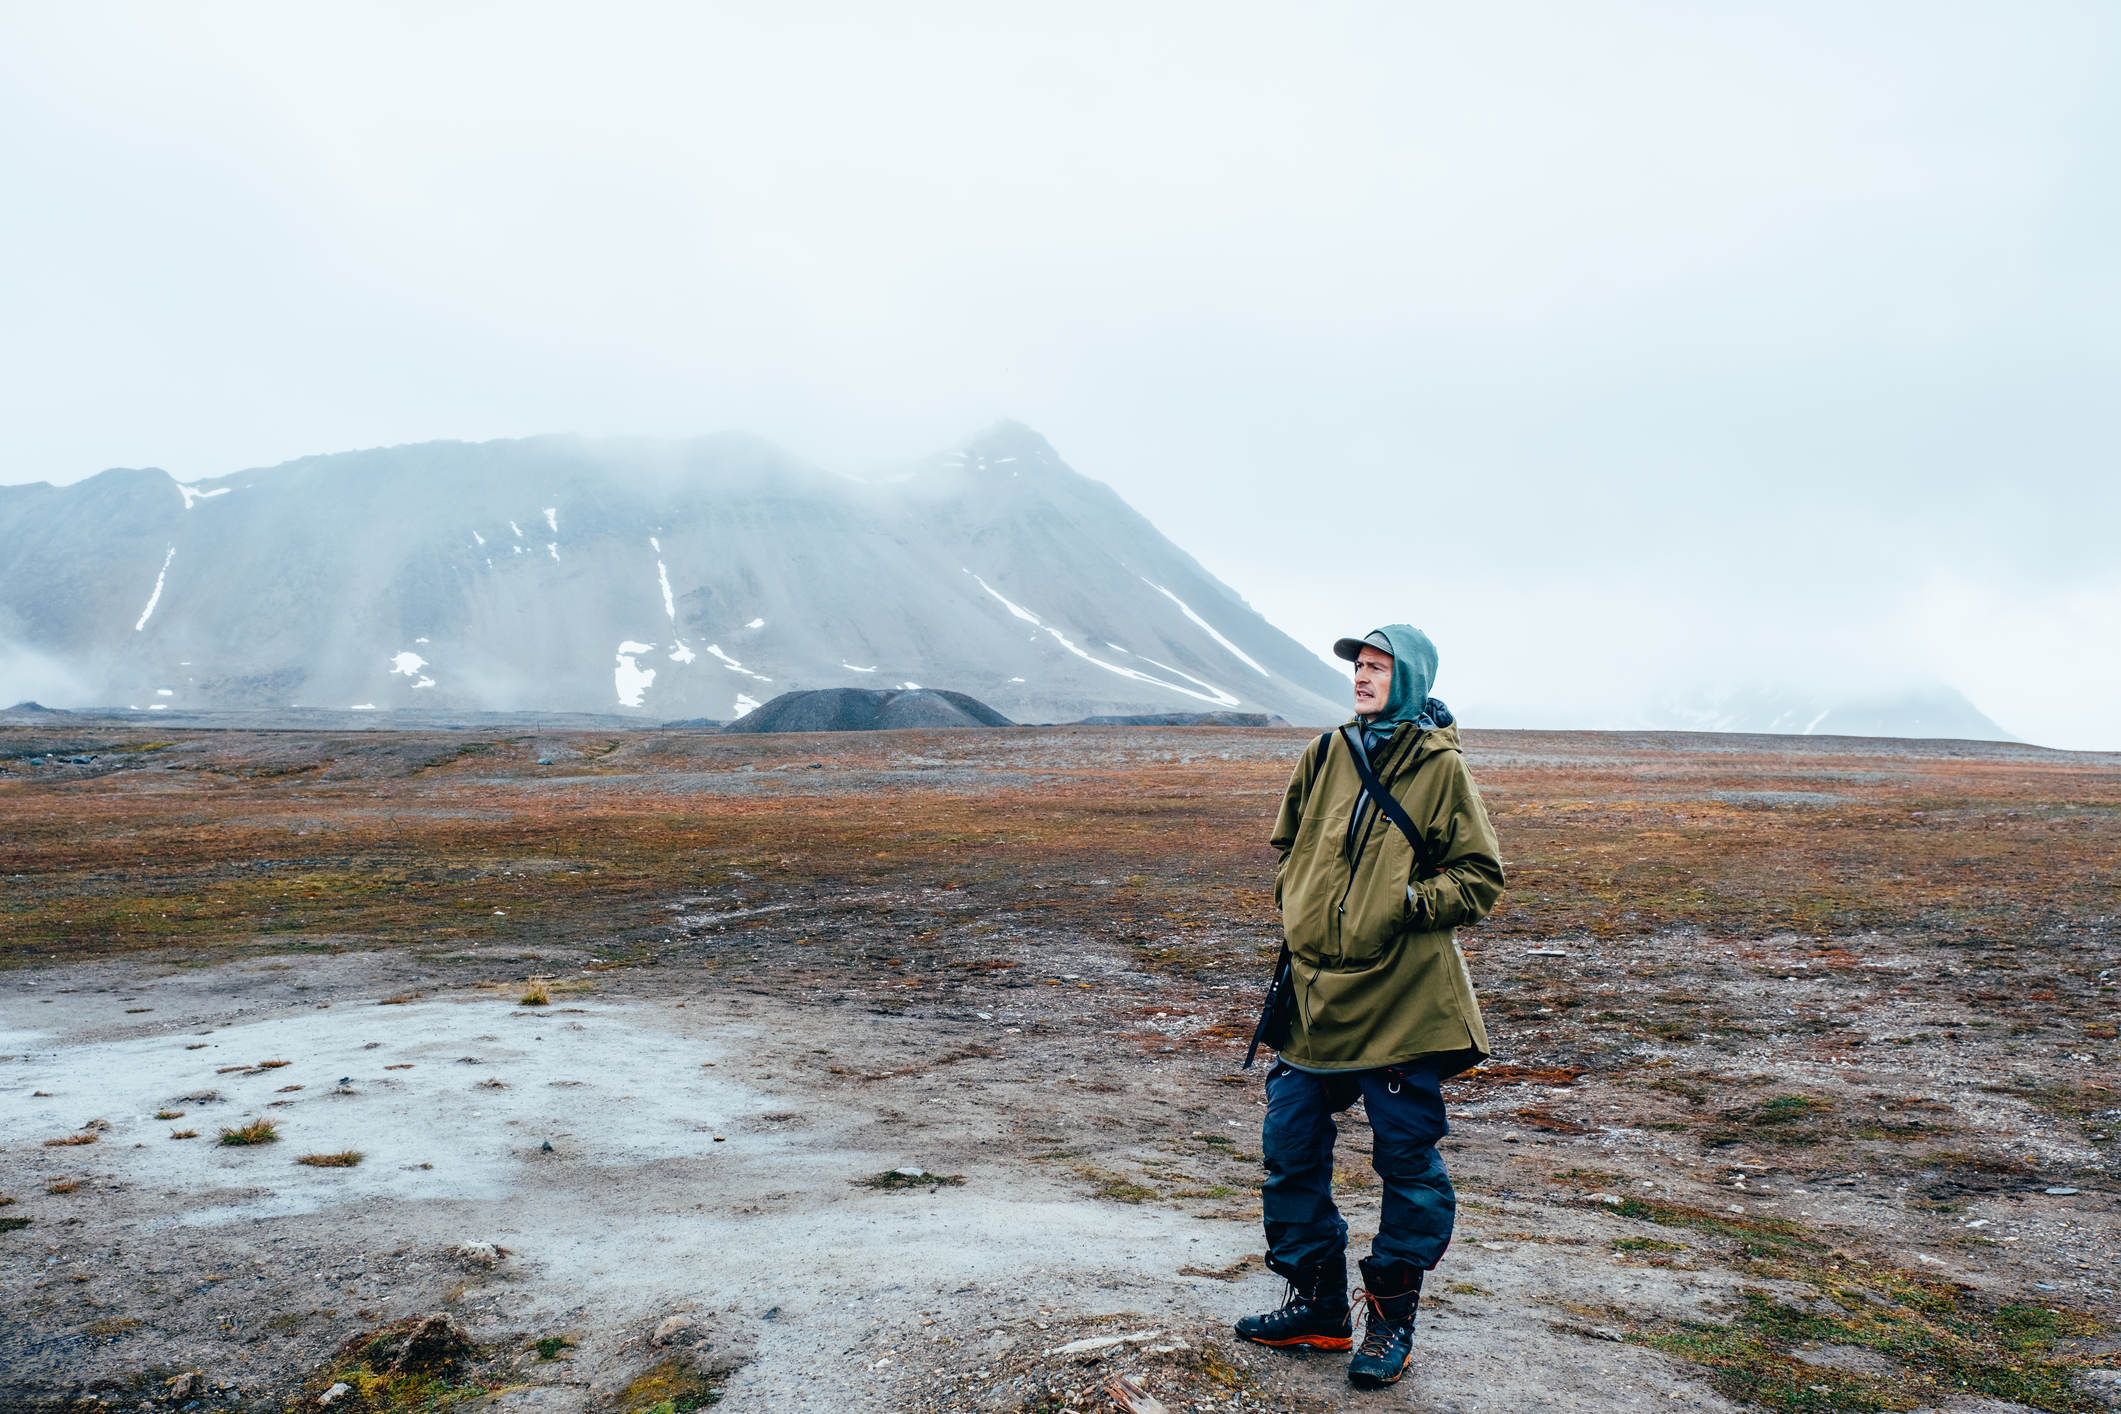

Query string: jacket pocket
[1330,825,1417,966]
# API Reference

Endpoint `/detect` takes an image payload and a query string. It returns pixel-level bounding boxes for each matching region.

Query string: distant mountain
[0,423,1350,725]
[1654,685,2015,741]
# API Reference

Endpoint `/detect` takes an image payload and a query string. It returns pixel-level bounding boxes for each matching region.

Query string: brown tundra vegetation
[0,723,2116,1414]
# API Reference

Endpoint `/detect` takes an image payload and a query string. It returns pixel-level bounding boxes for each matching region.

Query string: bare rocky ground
[1,725,2117,1414]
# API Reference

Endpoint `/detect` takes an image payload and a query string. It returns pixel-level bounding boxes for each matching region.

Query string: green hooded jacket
[1268,631,1504,1073]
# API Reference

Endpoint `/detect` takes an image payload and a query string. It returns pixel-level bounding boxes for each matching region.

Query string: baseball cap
[1331,630,1395,663]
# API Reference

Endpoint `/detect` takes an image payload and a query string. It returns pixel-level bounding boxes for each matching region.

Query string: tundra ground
[1,724,2117,1413]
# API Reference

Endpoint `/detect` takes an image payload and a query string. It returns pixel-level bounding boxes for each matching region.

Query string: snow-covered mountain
[0,423,1351,725]
[1653,685,2014,741]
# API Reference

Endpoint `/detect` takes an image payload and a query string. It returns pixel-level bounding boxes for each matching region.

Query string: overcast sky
[3,3,2115,747]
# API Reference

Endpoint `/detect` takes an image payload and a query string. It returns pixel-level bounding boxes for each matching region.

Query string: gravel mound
[723,687,1015,733]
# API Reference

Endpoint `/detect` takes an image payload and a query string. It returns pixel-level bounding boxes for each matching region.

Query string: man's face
[1352,645,1394,718]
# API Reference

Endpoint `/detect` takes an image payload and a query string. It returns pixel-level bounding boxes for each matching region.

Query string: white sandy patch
[0,999,768,1228]
[133,546,176,632]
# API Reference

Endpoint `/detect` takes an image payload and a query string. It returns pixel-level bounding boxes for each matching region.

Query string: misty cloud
[0,4,2113,745]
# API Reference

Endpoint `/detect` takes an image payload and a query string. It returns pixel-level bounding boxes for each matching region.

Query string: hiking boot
[1347,1256,1423,1388]
[1233,1254,1352,1352]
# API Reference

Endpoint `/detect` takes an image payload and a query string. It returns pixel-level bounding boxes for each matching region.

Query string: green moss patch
[1632,1286,2115,1413]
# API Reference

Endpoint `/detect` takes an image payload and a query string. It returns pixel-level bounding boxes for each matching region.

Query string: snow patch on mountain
[655,555,677,620]
[614,642,657,707]
[133,547,176,633]
[705,644,769,681]
[1146,580,1269,677]
[966,570,1237,708]
[172,477,231,510]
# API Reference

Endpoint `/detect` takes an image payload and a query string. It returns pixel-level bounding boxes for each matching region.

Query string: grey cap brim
[1332,631,1394,663]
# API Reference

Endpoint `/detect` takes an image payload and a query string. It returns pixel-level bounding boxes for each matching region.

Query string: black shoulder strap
[1340,724,1438,877]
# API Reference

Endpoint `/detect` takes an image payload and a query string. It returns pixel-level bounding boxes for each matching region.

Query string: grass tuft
[219,1119,279,1145]
[42,1133,96,1147]
[855,1168,966,1190]
[297,1150,364,1167]
[170,1129,198,1139]
[519,976,551,1006]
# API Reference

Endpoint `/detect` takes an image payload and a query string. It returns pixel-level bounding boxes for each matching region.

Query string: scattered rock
[317,1382,350,1407]
[2043,1186,2080,1196]
[353,1313,477,1375]
[452,1241,502,1268]
[163,1372,203,1399]
[1047,1328,1180,1358]
[652,1314,698,1346]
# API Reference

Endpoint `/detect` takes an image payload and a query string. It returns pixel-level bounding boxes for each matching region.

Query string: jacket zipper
[1332,732,1414,960]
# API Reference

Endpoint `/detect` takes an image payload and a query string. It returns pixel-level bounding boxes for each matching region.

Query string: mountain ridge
[0,422,1352,726]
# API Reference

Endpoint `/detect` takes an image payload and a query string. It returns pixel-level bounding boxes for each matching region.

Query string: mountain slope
[0,423,1351,725]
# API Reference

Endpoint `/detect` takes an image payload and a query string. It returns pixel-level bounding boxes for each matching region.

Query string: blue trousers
[1260,1059,1455,1275]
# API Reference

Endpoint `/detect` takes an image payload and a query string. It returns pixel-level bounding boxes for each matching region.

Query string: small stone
[163,1373,203,1399]
[893,1167,925,1179]
[318,1383,351,1407]
[2044,1186,2080,1196]
[652,1314,696,1345]
[453,1242,501,1268]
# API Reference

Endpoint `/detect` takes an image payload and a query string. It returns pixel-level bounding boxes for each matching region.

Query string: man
[1236,624,1503,1389]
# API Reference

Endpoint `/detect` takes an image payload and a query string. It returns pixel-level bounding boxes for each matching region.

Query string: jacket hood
[1355,624,1445,733]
